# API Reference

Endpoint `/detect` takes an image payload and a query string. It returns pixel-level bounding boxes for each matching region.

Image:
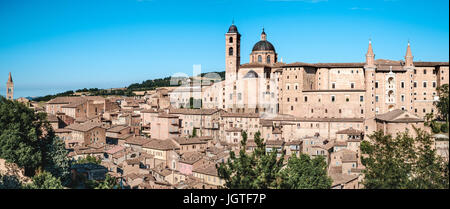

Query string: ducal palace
[180,23,449,139]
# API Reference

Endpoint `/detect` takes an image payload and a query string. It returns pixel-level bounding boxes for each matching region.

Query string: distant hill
[32,71,225,102]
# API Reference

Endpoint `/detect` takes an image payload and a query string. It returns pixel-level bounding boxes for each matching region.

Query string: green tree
[361,129,449,189]
[0,174,23,189]
[94,174,119,189]
[277,154,332,189]
[217,131,285,189]
[0,97,49,176]
[434,84,449,122]
[24,171,64,189]
[73,155,102,165]
[42,137,71,186]
[0,97,72,181]
[191,128,197,138]
[441,123,449,133]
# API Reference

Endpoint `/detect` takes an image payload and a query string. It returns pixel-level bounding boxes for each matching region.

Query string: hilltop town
[1,24,449,189]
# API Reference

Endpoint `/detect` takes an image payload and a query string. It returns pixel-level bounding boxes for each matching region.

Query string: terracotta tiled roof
[143,139,179,151]
[240,63,272,68]
[107,125,129,133]
[47,96,85,104]
[169,108,221,115]
[65,122,103,132]
[61,99,87,108]
[413,61,449,67]
[328,166,343,175]
[302,89,366,93]
[141,109,159,113]
[260,119,273,127]
[179,152,204,165]
[125,136,151,146]
[221,112,260,118]
[284,62,365,68]
[55,128,72,133]
[125,158,141,165]
[173,137,207,145]
[336,127,363,135]
[375,109,423,123]
[158,113,179,118]
[46,113,59,122]
[330,173,359,187]
[105,145,125,155]
[193,164,219,177]
[266,140,284,147]
[225,127,242,132]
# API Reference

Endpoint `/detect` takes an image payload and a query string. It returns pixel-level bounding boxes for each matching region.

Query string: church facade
[200,23,449,137]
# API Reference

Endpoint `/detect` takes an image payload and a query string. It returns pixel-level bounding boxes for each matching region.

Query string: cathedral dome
[228,24,238,33]
[252,40,275,52]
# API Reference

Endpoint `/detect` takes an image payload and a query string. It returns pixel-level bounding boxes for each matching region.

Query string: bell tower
[225,22,240,81]
[6,72,14,100]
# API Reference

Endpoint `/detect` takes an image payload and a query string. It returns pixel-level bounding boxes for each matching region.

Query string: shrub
[431,122,441,133]
[441,123,449,133]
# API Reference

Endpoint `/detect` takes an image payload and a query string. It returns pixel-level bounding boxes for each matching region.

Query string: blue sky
[0,0,448,98]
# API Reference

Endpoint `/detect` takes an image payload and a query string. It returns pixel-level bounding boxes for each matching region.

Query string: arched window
[229,47,233,56]
[258,55,262,63]
[229,37,233,43]
[243,70,259,78]
[266,55,271,64]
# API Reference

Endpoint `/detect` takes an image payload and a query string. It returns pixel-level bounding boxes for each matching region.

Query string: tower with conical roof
[364,40,377,131]
[6,72,14,100]
[405,41,414,68]
[365,40,375,67]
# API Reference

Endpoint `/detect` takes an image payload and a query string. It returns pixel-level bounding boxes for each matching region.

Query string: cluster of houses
[32,91,372,189]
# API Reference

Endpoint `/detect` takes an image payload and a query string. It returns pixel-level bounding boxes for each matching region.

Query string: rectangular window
[401,81,405,88]
[423,82,427,88]
[414,82,417,88]
[375,82,379,88]
[375,95,379,102]
[401,95,405,102]
[332,83,336,89]
[351,83,355,89]
[331,96,335,102]
[360,96,364,102]
[304,96,308,102]
[433,82,436,88]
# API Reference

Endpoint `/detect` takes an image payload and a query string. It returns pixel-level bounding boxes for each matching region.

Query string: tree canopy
[361,129,449,189]
[434,84,449,122]
[217,131,331,189]
[24,171,64,189]
[73,155,102,165]
[277,154,332,189]
[0,97,71,185]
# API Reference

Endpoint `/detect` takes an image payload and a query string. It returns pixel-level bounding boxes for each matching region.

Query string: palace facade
[198,24,449,138]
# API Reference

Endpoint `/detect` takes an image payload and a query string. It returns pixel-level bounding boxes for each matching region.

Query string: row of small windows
[331,83,355,89]
[290,95,364,103]
[414,69,438,74]
[375,81,437,88]
[414,108,435,113]
[289,105,364,114]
